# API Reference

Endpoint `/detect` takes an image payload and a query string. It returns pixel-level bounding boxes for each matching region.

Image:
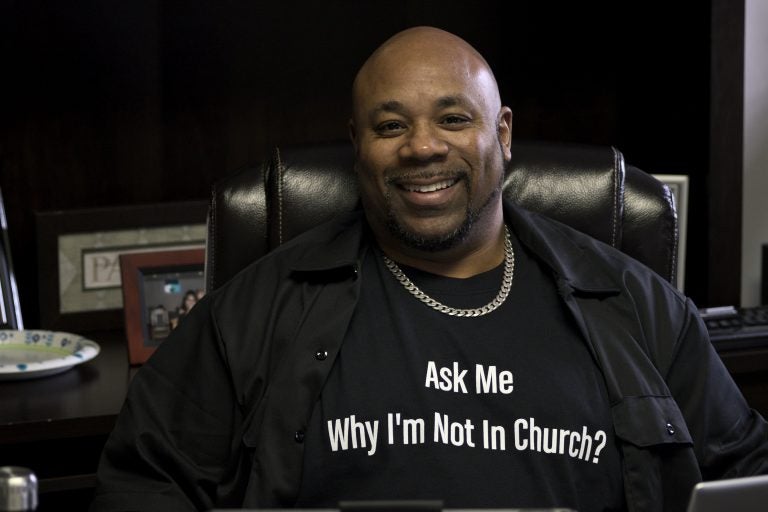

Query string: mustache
[383,168,468,185]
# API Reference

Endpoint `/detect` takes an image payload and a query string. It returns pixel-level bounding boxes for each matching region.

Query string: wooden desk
[0,331,135,510]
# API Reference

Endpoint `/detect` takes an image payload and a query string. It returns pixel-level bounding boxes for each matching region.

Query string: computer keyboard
[700,305,768,351]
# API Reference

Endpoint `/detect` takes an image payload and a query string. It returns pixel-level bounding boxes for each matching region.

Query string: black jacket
[92,201,768,512]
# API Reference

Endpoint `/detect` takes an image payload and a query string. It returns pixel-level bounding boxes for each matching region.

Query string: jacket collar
[290,201,623,297]
[289,209,368,273]
[503,200,621,296]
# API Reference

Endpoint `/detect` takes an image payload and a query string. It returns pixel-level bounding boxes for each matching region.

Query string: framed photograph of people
[119,248,205,365]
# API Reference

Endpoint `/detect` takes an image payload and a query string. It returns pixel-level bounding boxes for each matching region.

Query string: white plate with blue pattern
[0,330,100,381]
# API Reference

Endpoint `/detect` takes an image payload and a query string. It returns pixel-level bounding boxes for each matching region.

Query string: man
[91,27,768,511]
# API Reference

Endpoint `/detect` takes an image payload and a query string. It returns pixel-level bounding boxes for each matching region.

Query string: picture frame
[0,186,23,330]
[36,201,208,332]
[120,248,205,365]
[652,174,689,292]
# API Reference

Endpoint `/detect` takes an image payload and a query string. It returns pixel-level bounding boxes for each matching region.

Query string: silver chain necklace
[382,227,515,317]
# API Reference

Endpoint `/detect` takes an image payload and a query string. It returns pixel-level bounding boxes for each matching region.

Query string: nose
[398,122,449,161]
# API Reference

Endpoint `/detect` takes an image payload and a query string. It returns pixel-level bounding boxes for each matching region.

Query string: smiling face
[351,27,512,260]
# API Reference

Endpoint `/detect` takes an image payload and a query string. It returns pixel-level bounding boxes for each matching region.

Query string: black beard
[375,139,510,253]
[385,209,474,252]
[385,175,502,253]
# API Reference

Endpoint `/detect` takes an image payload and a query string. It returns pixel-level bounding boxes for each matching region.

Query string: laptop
[686,474,768,512]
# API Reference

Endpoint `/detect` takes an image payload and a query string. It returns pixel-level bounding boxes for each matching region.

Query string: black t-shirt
[296,230,626,511]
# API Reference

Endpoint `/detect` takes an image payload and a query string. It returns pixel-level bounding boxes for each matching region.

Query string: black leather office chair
[205,140,678,292]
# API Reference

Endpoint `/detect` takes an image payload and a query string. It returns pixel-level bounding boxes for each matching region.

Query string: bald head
[352,26,502,126]
[348,26,513,270]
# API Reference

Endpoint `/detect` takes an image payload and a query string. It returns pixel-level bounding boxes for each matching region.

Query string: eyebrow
[371,95,472,116]
[372,100,405,115]
[435,95,467,109]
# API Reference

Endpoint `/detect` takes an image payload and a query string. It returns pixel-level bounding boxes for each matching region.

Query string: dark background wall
[2,1,737,328]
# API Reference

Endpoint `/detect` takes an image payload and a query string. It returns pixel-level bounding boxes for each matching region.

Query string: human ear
[497,107,513,161]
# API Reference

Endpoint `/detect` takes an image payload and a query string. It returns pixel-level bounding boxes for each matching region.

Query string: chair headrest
[207,140,677,291]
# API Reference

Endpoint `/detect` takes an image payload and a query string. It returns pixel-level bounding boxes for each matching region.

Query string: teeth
[402,179,456,193]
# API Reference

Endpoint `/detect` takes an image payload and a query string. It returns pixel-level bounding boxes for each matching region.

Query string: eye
[440,115,471,129]
[375,120,406,136]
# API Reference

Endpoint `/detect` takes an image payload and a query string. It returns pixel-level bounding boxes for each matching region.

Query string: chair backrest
[205,140,678,291]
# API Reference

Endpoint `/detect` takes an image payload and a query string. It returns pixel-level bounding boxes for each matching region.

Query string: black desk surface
[0,331,137,510]
[0,331,134,444]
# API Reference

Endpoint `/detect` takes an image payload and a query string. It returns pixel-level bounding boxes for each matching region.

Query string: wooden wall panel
[0,1,723,327]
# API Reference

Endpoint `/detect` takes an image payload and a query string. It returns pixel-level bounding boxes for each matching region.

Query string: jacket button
[294,430,305,443]
[315,350,328,361]
[666,422,676,435]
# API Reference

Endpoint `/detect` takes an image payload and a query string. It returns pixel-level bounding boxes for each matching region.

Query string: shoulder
[211,209,365,296]
[506,200,693,355]
[506,200,681,297]
[200,209,366,344]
